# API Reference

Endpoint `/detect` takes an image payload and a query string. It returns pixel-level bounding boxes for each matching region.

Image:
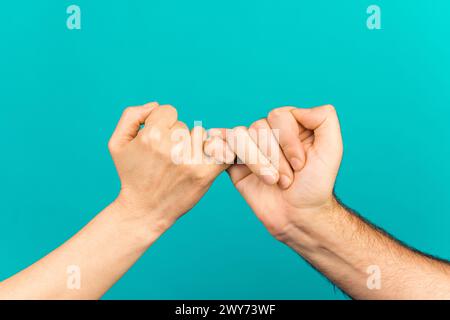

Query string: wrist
[278,197,347,253]
[109,195,173,248]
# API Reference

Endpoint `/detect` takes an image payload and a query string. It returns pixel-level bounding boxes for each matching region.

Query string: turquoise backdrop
[1,1,449,299]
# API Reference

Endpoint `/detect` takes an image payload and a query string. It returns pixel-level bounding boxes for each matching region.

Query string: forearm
[0,200,164,299]
[281,199,450,299]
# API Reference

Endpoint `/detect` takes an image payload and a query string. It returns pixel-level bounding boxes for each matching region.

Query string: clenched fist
[206,105,343,241]
[109,102,229,234]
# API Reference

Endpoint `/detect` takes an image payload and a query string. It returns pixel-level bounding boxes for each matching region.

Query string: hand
[207,105,343,240]
[108,102,228,235]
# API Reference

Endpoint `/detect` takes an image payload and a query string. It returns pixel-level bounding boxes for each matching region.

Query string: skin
[0,102,237,299]
[207,104,450,300]
[206,105,341,238]
[1,102,449,299]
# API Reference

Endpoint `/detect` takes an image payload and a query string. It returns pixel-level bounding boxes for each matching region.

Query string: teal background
[1,0,449,299]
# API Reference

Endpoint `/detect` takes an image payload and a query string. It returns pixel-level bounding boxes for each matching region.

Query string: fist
[206,105,343,240]
[109,102,229,234]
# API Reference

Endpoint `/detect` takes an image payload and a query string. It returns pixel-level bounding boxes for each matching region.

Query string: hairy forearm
[281,199,450,299]
[0,200,163,299]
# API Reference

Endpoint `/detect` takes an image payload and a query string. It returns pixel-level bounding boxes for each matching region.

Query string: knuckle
[108,139,120,154]
[139,134,151,146]
[267,108,285,121]
[232,126,247,136]
[323,104,336,114]
[122,106,135,117]
[149,127,163,142]
[164,104,178,117]
[268,106,296,122]
[176,121,188,130]
[140,130,161,146]
[231,127,249,143]
[208,128,224,139]
[250,119,267,130]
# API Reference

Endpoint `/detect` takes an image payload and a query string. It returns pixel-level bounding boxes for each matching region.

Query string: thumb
[291,105,343,162]
[110,102,158,148]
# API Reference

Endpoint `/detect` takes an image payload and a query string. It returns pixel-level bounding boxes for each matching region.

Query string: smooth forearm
[281,199,450,299]
[0,200,165,299]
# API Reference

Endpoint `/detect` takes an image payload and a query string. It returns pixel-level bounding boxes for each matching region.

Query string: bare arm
[0,200,161,299]
[281,198,450,299]
[215,104,450,300]
[0,102,228,299]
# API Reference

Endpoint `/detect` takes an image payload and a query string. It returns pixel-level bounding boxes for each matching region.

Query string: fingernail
[279,175,292,189]
[261,170,279,185]
[291,157,304,171]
